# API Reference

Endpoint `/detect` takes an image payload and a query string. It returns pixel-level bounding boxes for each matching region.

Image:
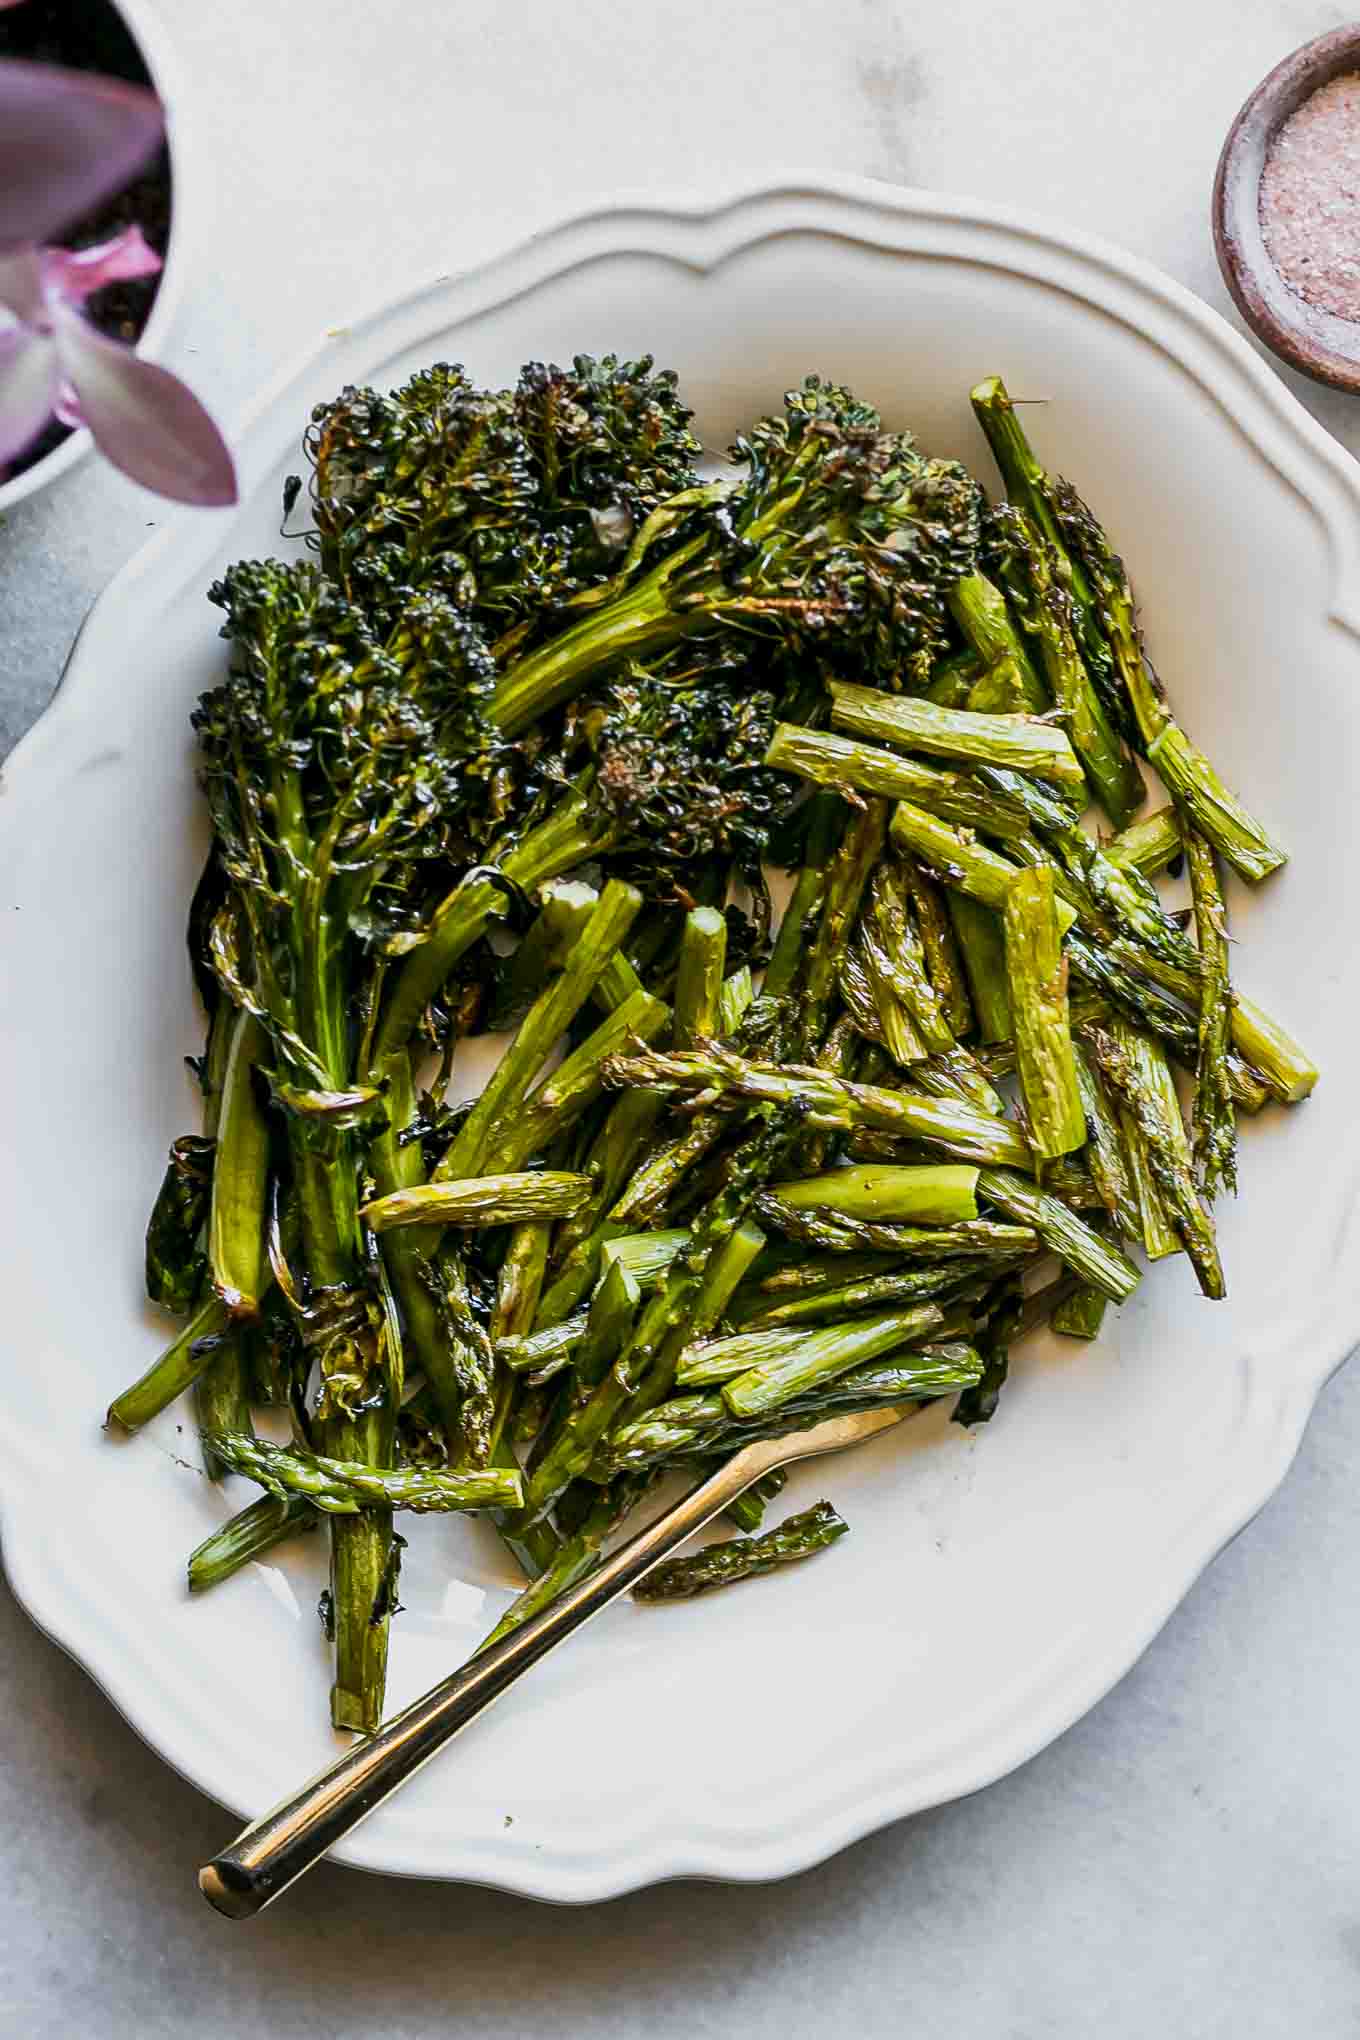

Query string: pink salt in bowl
[1214,25,1360,394]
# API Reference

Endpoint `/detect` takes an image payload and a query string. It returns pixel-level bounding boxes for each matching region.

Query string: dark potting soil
[1,0,173,477]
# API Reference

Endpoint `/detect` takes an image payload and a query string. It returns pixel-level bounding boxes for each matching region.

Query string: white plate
[2,175,1357,1902]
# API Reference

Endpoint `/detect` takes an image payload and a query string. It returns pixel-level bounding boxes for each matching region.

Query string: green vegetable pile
[108,359,1316,1735]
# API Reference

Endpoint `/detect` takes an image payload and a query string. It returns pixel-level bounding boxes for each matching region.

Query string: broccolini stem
[951,1279,1025,1428]
[673,906,728,1049]
[887,801,1076,932]
[207,1010,271,1320]
[362,1172,592,1232]
[609,1111,728,1225]
[193,1330,254,1482]
[633,1500,849,1602]
[366,1052,470,1445]
[764,791,843,1002]
[544,890,647,1016]
[187,1494,317,1592]
[801,796,888,1054]
[1085,1023,1224,1298]
[478,1471,657,1648]
[901,858,973,1038]
[439,880,643,1179]
[203,1431,525,1514]
[573,1257,643,1391]
[968,378,1113,683]
[497,880,648,1027]
[509,1114,799,1530]
[1114,1084,1180,1262]
[1127,946,1317,1104]
[977,1167,1141,1301]
[601,1041,1034,1169]
[1146,724,1286,884]
[606,1342,984,1472]
[154,1003,237,1458]
[490,881,594,1023]
[374,781,617,1061]
[676,1325,809,1389]
[321,1407,397,1734]
[732,1261,1005,1329]
[862,864,956,1061]
[722,1466,788,1533]
[1051,1276,1110,1340]
[945,568,1048,712]
[1105,805,1182,878]
[947,893,1012,1044]
[1073,1045,1141,1239]
[772,1163,980,1224]
[497,988,670,1170]
[1002,864,1086,1161]
[764,724,1030,837]
[973,763,1199,973]
[720,1303,943,1419]
[985,500,1143,827]
[485,1223,559,1581]
[487,530,712,735]
[106,1293,230,1433]
[497,1314,589,1377]
[827,678,1087,799]
[751,1199,1037,1261]
[1182,828,1237,1196]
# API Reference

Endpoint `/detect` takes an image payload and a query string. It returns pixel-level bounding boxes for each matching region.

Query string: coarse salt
[1260,71,1360,322]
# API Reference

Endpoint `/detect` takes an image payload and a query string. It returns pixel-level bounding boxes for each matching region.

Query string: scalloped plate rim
[2,171,1357,1901]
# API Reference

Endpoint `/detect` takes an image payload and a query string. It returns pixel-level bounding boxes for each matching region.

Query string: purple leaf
[0,323,59,461]
[0,61,163,250]
[43,226,161,303]
[0,244,46,324]
[54,307,237,505]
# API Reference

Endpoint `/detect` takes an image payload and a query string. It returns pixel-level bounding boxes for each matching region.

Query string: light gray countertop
[3,4,1358,2032]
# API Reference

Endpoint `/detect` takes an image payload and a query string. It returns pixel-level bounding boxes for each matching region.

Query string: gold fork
[199,1402,915,1918]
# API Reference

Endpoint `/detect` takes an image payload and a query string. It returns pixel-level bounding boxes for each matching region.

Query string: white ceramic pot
[0,0,189,513]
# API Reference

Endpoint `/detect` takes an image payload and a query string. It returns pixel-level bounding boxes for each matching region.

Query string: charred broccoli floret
[488,375,983,734]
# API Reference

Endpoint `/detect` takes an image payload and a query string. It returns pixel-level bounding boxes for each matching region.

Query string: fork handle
[199,1436,782,1918]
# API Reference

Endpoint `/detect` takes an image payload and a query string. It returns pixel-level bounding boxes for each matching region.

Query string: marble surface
[3,2,1359,2031]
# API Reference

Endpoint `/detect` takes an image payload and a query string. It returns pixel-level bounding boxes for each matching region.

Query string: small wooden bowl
[1213,25,1360,394]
